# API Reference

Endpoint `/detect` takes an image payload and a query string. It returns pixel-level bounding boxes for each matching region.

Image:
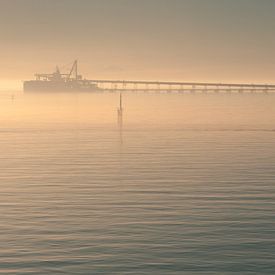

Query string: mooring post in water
[117,92,123,127]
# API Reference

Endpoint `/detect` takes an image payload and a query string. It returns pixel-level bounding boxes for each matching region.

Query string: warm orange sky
[1,0,275,89]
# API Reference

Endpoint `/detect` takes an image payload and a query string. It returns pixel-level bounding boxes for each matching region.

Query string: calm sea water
[0,91,275,274]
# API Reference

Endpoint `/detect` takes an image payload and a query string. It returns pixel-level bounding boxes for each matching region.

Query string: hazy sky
[1,0,275,87]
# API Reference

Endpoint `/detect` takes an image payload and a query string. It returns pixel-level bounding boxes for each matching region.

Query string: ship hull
[24,80,102,93]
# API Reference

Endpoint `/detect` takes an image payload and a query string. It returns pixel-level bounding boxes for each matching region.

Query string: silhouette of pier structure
[90,79,275,94]
[24,60,275,94]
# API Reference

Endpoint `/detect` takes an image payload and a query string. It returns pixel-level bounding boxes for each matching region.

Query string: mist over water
[1,91,275,274]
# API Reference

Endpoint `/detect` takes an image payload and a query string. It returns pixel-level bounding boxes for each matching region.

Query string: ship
[24,60,102,92]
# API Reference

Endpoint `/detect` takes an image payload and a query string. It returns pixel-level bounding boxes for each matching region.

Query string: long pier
[25,61,275,94]
[86,79,275,93]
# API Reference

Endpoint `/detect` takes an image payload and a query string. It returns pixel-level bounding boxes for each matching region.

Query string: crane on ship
[67,60,79,80]
[34,60,80,82]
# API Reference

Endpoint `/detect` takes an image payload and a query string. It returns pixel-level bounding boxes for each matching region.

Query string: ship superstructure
[24,60,101,92]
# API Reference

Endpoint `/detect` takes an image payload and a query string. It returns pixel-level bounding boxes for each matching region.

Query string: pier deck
[87,79,275,94]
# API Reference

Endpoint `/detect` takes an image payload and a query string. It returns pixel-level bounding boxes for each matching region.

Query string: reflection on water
[0,91,275,274]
